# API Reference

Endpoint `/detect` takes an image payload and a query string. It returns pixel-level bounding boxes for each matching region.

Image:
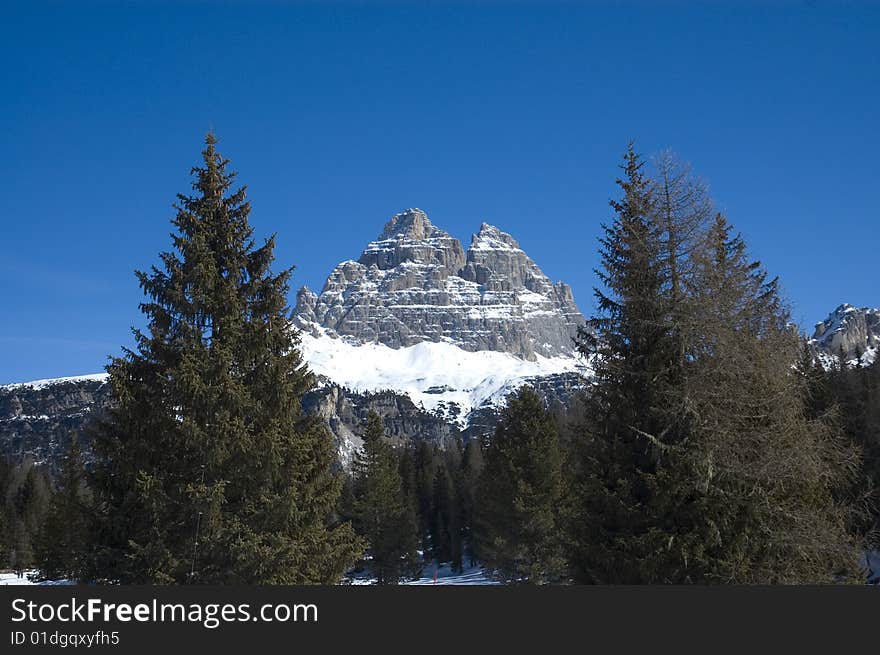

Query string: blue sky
[1,2,878,382]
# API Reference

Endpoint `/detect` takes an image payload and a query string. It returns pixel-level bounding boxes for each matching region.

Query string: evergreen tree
[1,459,52,574]
[459,439,484,568]
[683,213,860,582]
[430,462,463,570]
[570,148,860,583]
[805,347,880,546]
[476,387,567,584]
[570,145,699,583]
[414,441,440,553]
[88,134,360,583]
[35,436,90,581]
[352,412,420,584]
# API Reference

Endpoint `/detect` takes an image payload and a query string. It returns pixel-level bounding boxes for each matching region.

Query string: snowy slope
[1,373,109,391]
[300,328,586,426]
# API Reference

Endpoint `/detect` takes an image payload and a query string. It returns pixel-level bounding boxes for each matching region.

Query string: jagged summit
[359,209,466,272]
[379,208,434,239]
[470,222,521,251]
[292,208,586,359]
[811,303,880,366]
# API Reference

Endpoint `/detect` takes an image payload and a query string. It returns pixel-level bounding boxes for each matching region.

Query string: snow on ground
[0,571,72,586]
[347,563,499,586]
[300,329,586,425]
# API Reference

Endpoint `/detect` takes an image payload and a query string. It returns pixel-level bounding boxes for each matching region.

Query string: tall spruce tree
[88,134,360,584]
[570,145,701,583]
[476,387,567,584]
[352,412,420,584]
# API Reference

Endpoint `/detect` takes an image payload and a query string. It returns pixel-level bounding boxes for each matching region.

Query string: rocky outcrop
[292,208,586,359]
[811,304,880,366]
[303,384,465,468]
[0,377,111,475]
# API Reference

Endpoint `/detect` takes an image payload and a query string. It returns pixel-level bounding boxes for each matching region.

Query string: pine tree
[459,439,484,568]
[2,460,52,574]
[570,148,860,583]
[88,134,360,584]
[429,462,463,570]
[476,387,567,584]
[414,441,439,553]
[352,412,420,584]
[569,145,699,583]
[35,436,90,581]
[683,213,860,582]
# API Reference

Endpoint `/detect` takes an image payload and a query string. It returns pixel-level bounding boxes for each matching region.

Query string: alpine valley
[1,209,877,472]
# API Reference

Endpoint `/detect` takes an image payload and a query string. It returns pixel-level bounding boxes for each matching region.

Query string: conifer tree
[569,145,699,583]
[414,441,439,552]
[1,460,51,574]
[352,412,420,584]
[570,148,860,583]
[476,387,567,584]
[459,439,484,568]
[429,462,463,570]
[683,213,860,582]
[35,436,90,581]
[88,134,360,584]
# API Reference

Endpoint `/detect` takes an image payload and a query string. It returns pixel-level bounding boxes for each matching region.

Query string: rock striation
[811,304,880,366]
[292,208,585,359]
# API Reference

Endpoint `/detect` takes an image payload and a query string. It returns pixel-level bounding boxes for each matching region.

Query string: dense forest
[2,137,877,584]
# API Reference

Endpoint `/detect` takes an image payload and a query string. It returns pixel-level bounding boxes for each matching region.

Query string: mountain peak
[292,209,586,358]
[379,208,434,240]
[471,223,521,252]
[811,303,880,365]
[359,209,464,272]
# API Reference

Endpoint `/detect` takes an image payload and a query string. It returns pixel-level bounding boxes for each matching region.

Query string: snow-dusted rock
[292,208,587,359]
[811,304,880,366]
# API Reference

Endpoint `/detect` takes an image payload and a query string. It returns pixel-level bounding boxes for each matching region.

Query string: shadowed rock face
[292,208,586,359]
[0,378,111,475]
[811,304,880,365]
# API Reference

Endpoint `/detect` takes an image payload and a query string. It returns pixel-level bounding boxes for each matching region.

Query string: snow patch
[1,374,108,391]
[300,328,585,426]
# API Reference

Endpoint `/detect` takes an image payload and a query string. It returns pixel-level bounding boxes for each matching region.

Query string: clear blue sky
[2,2,878,382]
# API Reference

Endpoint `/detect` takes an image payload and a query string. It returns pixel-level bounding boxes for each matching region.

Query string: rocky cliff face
[811,304,880,366]
[292,208,585,359]
[0,376,111,475]
[1,374,585,473]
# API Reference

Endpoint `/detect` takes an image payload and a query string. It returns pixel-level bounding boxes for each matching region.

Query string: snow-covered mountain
[292,208,586,359]
[300,328,582,427]
[810,304,880,367]
[291,208,589,430]
[1,210,590,468]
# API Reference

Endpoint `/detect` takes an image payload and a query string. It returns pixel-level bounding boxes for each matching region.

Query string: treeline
[339,412,484,582]
[801,350,880,538]
[0,438,89,579]
[0,457,51,574]
[8,136,877,585]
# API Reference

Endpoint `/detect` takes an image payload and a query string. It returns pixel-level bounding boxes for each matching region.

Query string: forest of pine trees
[4,137,878,585]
